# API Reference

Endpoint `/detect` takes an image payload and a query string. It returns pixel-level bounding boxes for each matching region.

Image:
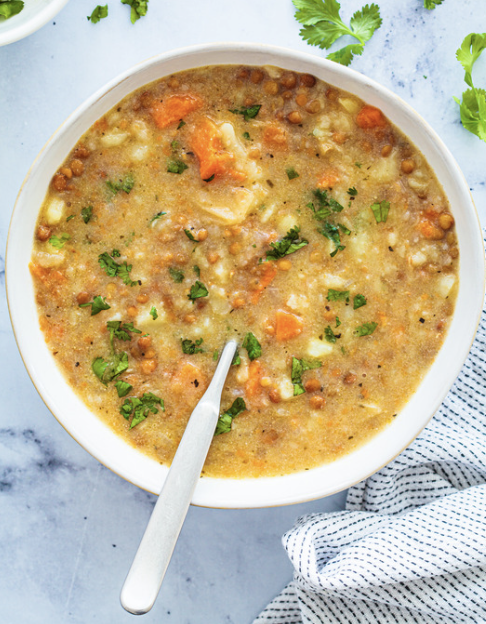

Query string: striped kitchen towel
[254,299,486,624]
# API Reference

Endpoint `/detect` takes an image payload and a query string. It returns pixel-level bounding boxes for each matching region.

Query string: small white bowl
[0,0,69,47]
[6,43,485,508]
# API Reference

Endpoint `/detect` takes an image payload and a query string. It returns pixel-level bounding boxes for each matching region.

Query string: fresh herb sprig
[79,295,111,316]
[454,33,486,143]
[98,251,138,286]
[215,398,247,435]
[292,0,382,66]
[87,4,108,23]
[120,392,164,429]
[291,357,322,396]
[265,226,308,260]
[121,0,148,23]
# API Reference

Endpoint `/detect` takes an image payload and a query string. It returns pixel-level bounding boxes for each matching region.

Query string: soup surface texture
[31,65,459,478]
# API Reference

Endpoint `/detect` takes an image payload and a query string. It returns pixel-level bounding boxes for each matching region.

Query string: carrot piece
[356,105,387,130]
[151,94,203,129]
[190,118,235,180]
[245,360,263,398]
[275,310,303,341]
[417,220,444,240]
[317,171,340,189]
[170,360,207,398]
[262,124,288,150]
[250,262,277,305]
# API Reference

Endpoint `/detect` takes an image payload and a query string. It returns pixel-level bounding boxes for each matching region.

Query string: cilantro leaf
[150,306,158,320]
[149,211,167,224]
[265,226,308,260]
[324,325,339,343]
[184,229,198,242]
[424,0,443,8]
[79,295,111,316]
[242,332,261,361]
[115,380,132,398]
[66,215,75,222]
[120,392,164,429]
[188,280,208,303]
[98,252,137,286]
[193,265,201,277]
[287,167,300,180]
[355,321,378,337]
[292,0,382,66]
[107,321,141,346]
[92,351,128,385]
[215,398,247,435]
[291,357,322,396]
[319,221,346,256]
[106,174,134,195]
[81,206,93,223]
[213,350,219,361]
[181,338,204,354]
[454,34,486,143]
[167,160,188,174]
[307,188,344,219]
[120,0,148,23]
[353,294,367,309]
[49,233,71,249]
[327,289,349,302]
[370,200,390,223]
[243,132,251,140]
[169,267,185,283]
[87,4,108,23]
[0,1,24,19]
[232,348,241,366]
[347,187,358,196]
[229,105,261,121]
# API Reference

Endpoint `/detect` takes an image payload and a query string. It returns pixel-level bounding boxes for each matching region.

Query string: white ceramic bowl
[0,0,69,47]
[7,43,485,508]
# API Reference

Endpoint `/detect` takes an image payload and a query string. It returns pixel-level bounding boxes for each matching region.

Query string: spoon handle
[120,340,238,615]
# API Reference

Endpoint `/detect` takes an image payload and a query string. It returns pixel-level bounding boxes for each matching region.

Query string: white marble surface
[1,1,485,622]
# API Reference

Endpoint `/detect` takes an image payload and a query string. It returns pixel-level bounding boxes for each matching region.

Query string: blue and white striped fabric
[255,299,486,624]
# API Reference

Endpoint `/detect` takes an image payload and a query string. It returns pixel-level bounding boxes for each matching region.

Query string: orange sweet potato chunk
[275,310,303,341]
[356,105,387,130]
[190,118,235,180]
[151,94,203,129]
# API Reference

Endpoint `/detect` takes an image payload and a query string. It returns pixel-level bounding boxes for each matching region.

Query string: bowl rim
[0,0,70,47]
[6,42,485,508]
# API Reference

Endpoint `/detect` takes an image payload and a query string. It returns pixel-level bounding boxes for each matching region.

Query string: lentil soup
[31,65,459,479]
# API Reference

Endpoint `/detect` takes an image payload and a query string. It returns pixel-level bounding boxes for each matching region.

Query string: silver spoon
[120,340,238,615]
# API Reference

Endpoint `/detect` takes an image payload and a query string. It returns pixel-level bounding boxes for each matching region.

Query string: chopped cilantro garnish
[424,0,442,8]
[66,215,75,222]
[193,265,201,277]
[188,280,208,303]
[184,229,198,242]
[291,357,322,396]
[203,174,215,182]
[0,1,24,19]
[213,350,219,361]
[355,162,362,168]
[115,380,132,398]
[167,159,188,174]
[292,0,382,66]
[81,206,93,223]
[214,398,247,435]
[87,5,108,23]
[112,249,121,257]
[242,332,261,361]
[324,326,339,343]
[229,105,261,121]
[98,251,137,286]
[327,289,350,302]
[181,338,204,354]
[319,221,345,257]
[177,120,186,129]
[370,200,390,223]
[243,132,251,140]
[454,33,486,143]
[169,267,184,283]
[307,188,344,220]
[106,174,134,195]
[171,140,180,150]
[335,316,341,327]
[286,167,300,180]
[49,233,70,249]
[107,321,141,345]
[149,211,167,224]
[150,306,158,320]
[232,348,241,366]
[353,294,367,309]
[92,352,128,385]
[355,322,378,337]
[120,0,148,24]
[79,295,111,316]
[120,392,164,429]
[265,226,308,260]
[347,187,358,196]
